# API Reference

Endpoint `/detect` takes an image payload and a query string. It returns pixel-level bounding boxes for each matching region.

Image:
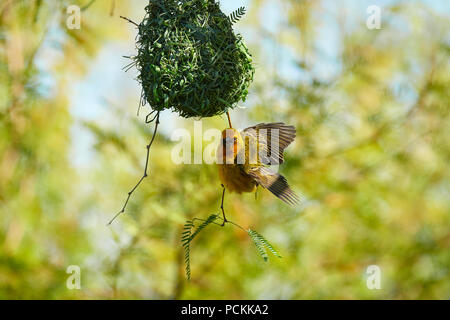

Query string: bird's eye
[233,137,237,142]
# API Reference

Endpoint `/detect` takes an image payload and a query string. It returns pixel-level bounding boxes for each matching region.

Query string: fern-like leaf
[182,220,194,280]
[181,214,219,280]
[248,229,282,261]
[248,229,268,261]
[229,6,246,24]
[190,214,219,241]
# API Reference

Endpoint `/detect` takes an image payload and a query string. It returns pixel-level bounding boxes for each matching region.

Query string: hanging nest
[132,0,255,118]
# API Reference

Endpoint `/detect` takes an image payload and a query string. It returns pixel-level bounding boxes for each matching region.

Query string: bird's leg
[220,184,227,226]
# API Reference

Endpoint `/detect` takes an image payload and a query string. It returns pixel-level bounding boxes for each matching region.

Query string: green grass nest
[133,0,255,118]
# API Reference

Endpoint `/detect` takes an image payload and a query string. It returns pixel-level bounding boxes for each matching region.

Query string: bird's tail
[247,167,299,205]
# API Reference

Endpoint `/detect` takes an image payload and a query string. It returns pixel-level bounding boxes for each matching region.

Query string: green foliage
[248,229,282,261]
[133,0,255,118]
[181,214,281,279]
[0,0,125,299]
[182,214,219,279]
[248,230,269,261]
[181,220,195,280]
[1,0,449,300]
[229,7,246,24]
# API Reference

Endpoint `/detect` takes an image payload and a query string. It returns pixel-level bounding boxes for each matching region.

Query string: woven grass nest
[132,0,255,118]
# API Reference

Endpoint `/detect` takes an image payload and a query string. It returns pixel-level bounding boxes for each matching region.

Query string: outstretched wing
[242,122,296,165]
[247,166,299,205]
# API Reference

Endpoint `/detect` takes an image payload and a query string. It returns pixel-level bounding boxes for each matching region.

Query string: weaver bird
[217,122,299,224]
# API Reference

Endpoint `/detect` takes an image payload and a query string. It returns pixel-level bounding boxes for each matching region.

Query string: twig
[145,110,158,123]
[226,111,233,128]
[120,15,139,27]
[191,216,246,232]
[192,217,222,227]
[220,184,227,226]
[220,217,246,232]
[81,0,96,11]
[107,112,160,225]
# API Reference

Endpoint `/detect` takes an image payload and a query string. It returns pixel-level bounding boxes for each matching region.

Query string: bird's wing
[242,122,296,165]
[247,166,299,205]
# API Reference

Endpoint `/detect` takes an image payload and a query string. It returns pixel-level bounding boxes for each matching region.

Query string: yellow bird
[216,121,299,223]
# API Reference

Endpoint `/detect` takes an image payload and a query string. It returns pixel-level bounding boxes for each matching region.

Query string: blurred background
[0,0,449,299]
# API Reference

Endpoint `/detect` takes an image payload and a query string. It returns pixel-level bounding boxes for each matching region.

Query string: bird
[216,121,299,224]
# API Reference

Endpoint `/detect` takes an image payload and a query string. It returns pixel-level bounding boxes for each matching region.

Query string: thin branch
[226,111,233,128]
[220,185,227,226]
[107,112,160,225]
[145,110,158,123]
[191,215,246,232]
[81,0,96,11]
[192,217,222,227]
[221,218,246,232]
[137,88,144,116]
[120,15,139,27]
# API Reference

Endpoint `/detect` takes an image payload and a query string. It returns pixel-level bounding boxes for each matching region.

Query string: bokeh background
[0,0,449,299]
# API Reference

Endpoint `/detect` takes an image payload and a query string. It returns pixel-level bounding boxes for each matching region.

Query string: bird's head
[218,128,244,164]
